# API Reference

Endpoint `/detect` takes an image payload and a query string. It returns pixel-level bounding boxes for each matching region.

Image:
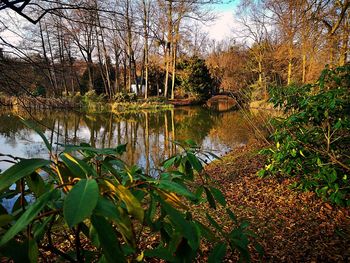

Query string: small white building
[131,84,145,95]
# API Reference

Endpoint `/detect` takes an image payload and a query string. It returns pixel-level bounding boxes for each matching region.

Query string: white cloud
[204,10,241,42]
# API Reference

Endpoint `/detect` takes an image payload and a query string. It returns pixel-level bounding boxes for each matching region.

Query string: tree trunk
[171,19,180,100]
[339,14,349,66]
[164,0,173,98]
[287,46,292,85]
[39,21,58,97]
[114,45,120,93]
[142,0,150,99]
[302,53,306,83]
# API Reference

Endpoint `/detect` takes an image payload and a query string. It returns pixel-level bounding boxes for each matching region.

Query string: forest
[0,0,347,102]
[0,0,349,262]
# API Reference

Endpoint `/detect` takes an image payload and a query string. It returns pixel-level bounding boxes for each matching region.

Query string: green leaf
[203,150,221,161]
[28,239,38,263]
[97,255,108,263]
[101,161,122,179]
[254,242,264,257]
[91,215,126,263]
[116,144,127,155]
[63,179,99,228]
[60,153,97,178]
[206,213,224,235]
[327,170,337,183]
[33,215,53,241]
[114,184,144,222]
[26,172,46,197]
[187,152,203,172]
[94,197,134,246]
[0,214,14,227]
[163,156,177,169]
[64,144,127,156]
[209,187,226,206]
[184,139,197,147]
[193,220,216,241]
[208,242,227,263]
[160,200,200,250]
[158,180,197,200]
[60,154,86,178]
[226,209,238,224]
[257,169,265,178]
[0,189,56,247]
[0,158,50,193]
[20,118,52,152]
[204,187,216,209]
[0,239,30,262]
[144,247,174,262]
[94,197,122,222]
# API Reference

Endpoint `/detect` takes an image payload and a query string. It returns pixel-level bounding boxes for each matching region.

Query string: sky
[204,1,239,41]
[0,1,241,50]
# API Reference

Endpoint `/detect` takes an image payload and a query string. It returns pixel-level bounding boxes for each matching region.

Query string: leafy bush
[33,85,46,97]
[0,120,260,262]
[114,92,137,102]
[145,96,167,103]
[177,56,216,99]
[259,64,350,205]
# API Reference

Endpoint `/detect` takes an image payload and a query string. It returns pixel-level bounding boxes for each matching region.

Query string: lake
[0,106,256,175]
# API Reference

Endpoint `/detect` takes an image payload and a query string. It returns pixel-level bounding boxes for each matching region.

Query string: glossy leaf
[209,186,226,207]
[204,186,216,209]
[163,156,177,169]
[112,183,144,222]
[94,197,134,246]
[161,200,200,250]
[0,189,56,246]
[61,153,97,178]
[144,247,174,262]
[28,239,38,263]
[157,190,188,210]
[208,242,227,263]
[33,215,53,241]
[0,158,50,192]
[26,172,46,197]
[187,152,203,172]
[193,221,216,241]
[226,209,238,224]
[64,144,127,156]
[158,180,197,200]
[91,215,126,263]
[63,179,99,228]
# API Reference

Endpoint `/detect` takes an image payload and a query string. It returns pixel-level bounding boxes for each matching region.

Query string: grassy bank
[249,99,275,110]
[82,100,174,113]
[205,140,350,261]
[0,94,174,113]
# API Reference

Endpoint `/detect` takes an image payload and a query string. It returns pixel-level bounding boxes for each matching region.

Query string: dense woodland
[0,0,350,262]
[0,0,348,101]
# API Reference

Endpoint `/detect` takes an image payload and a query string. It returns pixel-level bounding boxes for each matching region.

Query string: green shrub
[114,92,137,102]
[0,121,260,262]
[145,96,167,103]
[33,85,46,97]
[177,56,216,100]
[259,64,350,205]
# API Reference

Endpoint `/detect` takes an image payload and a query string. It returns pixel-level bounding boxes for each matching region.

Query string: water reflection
[0,107,254,174]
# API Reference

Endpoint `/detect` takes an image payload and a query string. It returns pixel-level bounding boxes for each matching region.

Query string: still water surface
[0,106,254,174]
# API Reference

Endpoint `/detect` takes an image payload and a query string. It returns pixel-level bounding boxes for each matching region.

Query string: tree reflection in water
[0,107,257,175]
